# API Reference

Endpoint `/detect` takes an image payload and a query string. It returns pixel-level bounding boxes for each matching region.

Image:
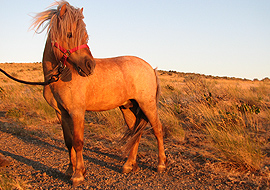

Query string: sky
[0,1,269,80]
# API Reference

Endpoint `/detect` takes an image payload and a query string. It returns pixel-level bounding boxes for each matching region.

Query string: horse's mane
[30,1,88,49]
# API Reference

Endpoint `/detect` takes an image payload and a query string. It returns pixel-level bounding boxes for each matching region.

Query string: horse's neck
[42,37,59,80]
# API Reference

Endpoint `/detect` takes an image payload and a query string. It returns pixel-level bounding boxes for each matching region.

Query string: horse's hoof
[71,169,86,187]
[72,177,84,187]
[157,164,166,173]
[122,163,139,174]
[72,174,85,187]
[157,157,167,173]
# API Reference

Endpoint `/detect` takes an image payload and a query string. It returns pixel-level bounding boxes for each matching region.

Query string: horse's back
[94,56,154,74]
[94,56,157,89]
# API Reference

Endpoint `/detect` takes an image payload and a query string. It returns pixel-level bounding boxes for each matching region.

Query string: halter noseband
[52,41,89,67]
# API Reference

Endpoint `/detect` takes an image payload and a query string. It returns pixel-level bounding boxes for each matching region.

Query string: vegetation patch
[0,170,30,190]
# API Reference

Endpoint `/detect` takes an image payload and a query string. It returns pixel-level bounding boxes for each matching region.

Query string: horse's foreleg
[70,111,86,186]
[56,110,76,177]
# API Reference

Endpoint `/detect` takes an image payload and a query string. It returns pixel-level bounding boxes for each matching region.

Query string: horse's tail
[121,106,149,157]
[121,68,160,156]
[154,67,161,105]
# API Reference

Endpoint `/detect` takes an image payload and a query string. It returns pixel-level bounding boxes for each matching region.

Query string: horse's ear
[80,7,84,14]
[60,4,67,18]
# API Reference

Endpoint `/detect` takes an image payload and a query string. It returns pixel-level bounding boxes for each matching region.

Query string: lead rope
[0,65,64,86]
[1,42,89,86]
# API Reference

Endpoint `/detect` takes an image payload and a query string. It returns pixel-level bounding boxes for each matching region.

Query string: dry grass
[1,84,56,126]
[0,63,270,188]
[0,63,56,125]
[0,170,31,190]
[159,71,270,171]
[85,109,125,141]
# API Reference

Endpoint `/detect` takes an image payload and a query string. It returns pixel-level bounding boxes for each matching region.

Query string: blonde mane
[30,1,88,49]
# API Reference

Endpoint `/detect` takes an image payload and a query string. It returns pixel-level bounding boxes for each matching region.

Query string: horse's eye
[67,32,72,38]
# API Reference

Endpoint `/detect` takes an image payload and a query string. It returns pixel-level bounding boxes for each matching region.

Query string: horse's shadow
[84,145,157,173]
[83,146,123,173]
[0,149,69,183]
[0,118,156,184]
[84,146,156,173]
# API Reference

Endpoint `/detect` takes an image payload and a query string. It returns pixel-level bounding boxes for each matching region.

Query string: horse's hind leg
[120,101,145,173]
[139,102,167,172]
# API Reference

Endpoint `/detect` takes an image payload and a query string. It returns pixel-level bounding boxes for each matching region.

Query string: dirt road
[0,114,269,189]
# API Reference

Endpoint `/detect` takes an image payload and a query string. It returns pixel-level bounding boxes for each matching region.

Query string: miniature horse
[31,1,166,186]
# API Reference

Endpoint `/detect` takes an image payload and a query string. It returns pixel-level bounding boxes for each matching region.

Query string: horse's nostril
[77,66,88,77]
[86,60,96,74]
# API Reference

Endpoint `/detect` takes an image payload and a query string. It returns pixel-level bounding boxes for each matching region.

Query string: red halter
[52,41,89,66]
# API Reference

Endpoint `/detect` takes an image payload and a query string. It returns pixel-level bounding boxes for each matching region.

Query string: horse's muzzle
[77,60,95,77]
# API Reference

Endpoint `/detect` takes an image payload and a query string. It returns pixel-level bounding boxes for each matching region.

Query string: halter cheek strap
[52,41,89,66]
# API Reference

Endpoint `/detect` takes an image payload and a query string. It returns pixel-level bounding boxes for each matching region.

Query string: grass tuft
[159,71,269,170]
[0,170,31,190]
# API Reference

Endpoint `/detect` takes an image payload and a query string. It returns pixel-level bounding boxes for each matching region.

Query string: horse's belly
[85,101,125,112]
[85,91,130,112]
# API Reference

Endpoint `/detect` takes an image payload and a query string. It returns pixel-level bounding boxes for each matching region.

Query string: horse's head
[31,1,96,77]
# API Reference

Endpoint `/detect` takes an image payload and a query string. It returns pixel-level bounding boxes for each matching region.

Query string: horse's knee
[73,139,84,151]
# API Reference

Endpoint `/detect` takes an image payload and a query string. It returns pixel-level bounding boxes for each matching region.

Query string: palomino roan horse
[31,1,166,186]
